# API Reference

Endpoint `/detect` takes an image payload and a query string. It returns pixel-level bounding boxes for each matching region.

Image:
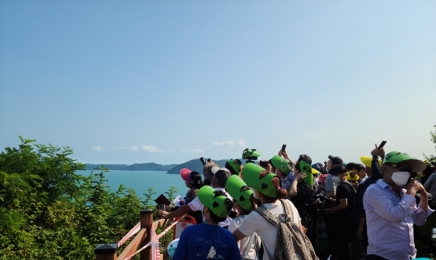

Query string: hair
[208,191,233,223]
[329,164,347,175]
[353,163,365,171]
[189,171,204,189]
[346,162,356,171]
[259,170,288,203]
[295,154,312,172]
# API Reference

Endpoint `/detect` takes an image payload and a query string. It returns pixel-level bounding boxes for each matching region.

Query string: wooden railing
[95,209,170,260]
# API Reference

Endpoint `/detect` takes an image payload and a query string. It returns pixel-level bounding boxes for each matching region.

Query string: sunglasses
[391,164,412,172]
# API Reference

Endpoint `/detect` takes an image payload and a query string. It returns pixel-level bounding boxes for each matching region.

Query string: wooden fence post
[140,209,153,260]
[95,243,118,260]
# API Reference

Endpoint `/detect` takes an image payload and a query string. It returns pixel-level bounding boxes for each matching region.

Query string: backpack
[255,199,319,260]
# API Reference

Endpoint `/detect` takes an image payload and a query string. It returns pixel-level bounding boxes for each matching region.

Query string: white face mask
[332,176,341,183]
[390,171,410,187]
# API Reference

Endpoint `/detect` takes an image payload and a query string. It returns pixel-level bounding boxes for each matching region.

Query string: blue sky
[1,1,436,165]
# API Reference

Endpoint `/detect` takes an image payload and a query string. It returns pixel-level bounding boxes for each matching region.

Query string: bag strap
[242,232,258,259]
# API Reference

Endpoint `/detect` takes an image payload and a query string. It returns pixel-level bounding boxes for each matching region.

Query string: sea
[77,170,188,201]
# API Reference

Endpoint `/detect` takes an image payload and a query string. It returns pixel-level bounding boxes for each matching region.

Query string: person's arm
[324,198,347,212]
[325,175,335,198]
[281,151,296,166]
[289,173,306,197]
[411,180,435,226]
[159,204,192,219]
[232,228,247,241]
[324,185,347,212]
[370,145,384,180]
[363,184,415,223]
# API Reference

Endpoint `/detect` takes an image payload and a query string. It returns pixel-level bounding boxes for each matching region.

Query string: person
[269,153,293,196]
[226,175,260,259]
[353,145,385,257]
[158,167,233,228]
[288,154,314,230]
[231,163,304,260]
[352,163,368,185]
[345,164,360,189]
[363,151,434,259]
[423,163,436,209]
[179,168,204,224]
[172,186,242,260]
[322,164,356,260]
[225,159,242,176]
[325,155,343,198]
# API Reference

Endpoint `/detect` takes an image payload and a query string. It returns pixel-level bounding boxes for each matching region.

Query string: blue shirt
[363,179,434,260]
[172,223,242,260]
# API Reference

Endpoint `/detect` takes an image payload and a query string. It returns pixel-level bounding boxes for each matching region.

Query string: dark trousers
[327,214,352,260]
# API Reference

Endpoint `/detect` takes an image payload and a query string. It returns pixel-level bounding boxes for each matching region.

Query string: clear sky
[1,1,435,165]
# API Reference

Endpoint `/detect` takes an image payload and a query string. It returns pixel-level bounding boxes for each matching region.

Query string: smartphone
[378,141,387,150]
[158,204,165,210]
[281,144,287,152]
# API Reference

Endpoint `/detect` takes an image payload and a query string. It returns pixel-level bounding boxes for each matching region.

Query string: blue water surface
[78,170,188,201]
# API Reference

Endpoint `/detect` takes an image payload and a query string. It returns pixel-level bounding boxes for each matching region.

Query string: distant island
[85,158,240,173]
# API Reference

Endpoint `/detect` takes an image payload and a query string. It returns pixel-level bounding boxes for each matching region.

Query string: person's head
[318,173,327,189]
[203,161,219,185]
[198,186,233,224]
[189,171,203,189]
[226,175,256,215]
[327,155,343,170]
[211,167,231,188]
[225,159,242,176]
[241,163,288,204]
[352,163,366,178]
[295,154,313,175]
[360,156,382,176]
[381,151,426,189]
[329,164,347,183]
[180,168,203,189]
[270,155,293,178]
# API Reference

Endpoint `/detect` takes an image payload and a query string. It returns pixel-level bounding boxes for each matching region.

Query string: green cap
[270,155,292,174]
[198,186,231,218]
[242,148,262,160]
[383,151,426,172]
[226,175,253,212]
[226,159,241,175]
[299,161,313,186]
[242,163,277,197]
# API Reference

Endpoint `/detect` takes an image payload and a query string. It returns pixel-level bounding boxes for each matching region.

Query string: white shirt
[238,199,301,260]
[228,215,259,259]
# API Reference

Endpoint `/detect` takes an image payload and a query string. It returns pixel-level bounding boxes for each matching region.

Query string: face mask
[390,171,410,187]
[332,176,341,183]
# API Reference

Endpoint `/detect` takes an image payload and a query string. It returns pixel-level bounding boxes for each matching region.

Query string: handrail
[95,210,172,260]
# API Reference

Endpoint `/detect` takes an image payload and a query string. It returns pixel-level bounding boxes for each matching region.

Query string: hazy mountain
[85,163,177,171]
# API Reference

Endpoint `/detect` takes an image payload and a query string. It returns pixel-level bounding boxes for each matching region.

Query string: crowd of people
[158,144,436,260]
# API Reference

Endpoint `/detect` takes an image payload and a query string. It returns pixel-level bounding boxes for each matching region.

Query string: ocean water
[78,170,189,201]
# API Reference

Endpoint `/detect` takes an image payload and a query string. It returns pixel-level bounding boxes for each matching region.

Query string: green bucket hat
[242,163,277,198]
[270,155,292,174]
[225,159,241,175]
[226,175,253,212]
[198,186,231,218]
[299,161,313,186]
[383,151,427,172]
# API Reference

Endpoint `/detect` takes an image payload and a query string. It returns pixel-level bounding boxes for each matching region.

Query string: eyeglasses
[391,164,412,172]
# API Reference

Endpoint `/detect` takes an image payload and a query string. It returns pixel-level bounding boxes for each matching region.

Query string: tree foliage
[0,137,174,259]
